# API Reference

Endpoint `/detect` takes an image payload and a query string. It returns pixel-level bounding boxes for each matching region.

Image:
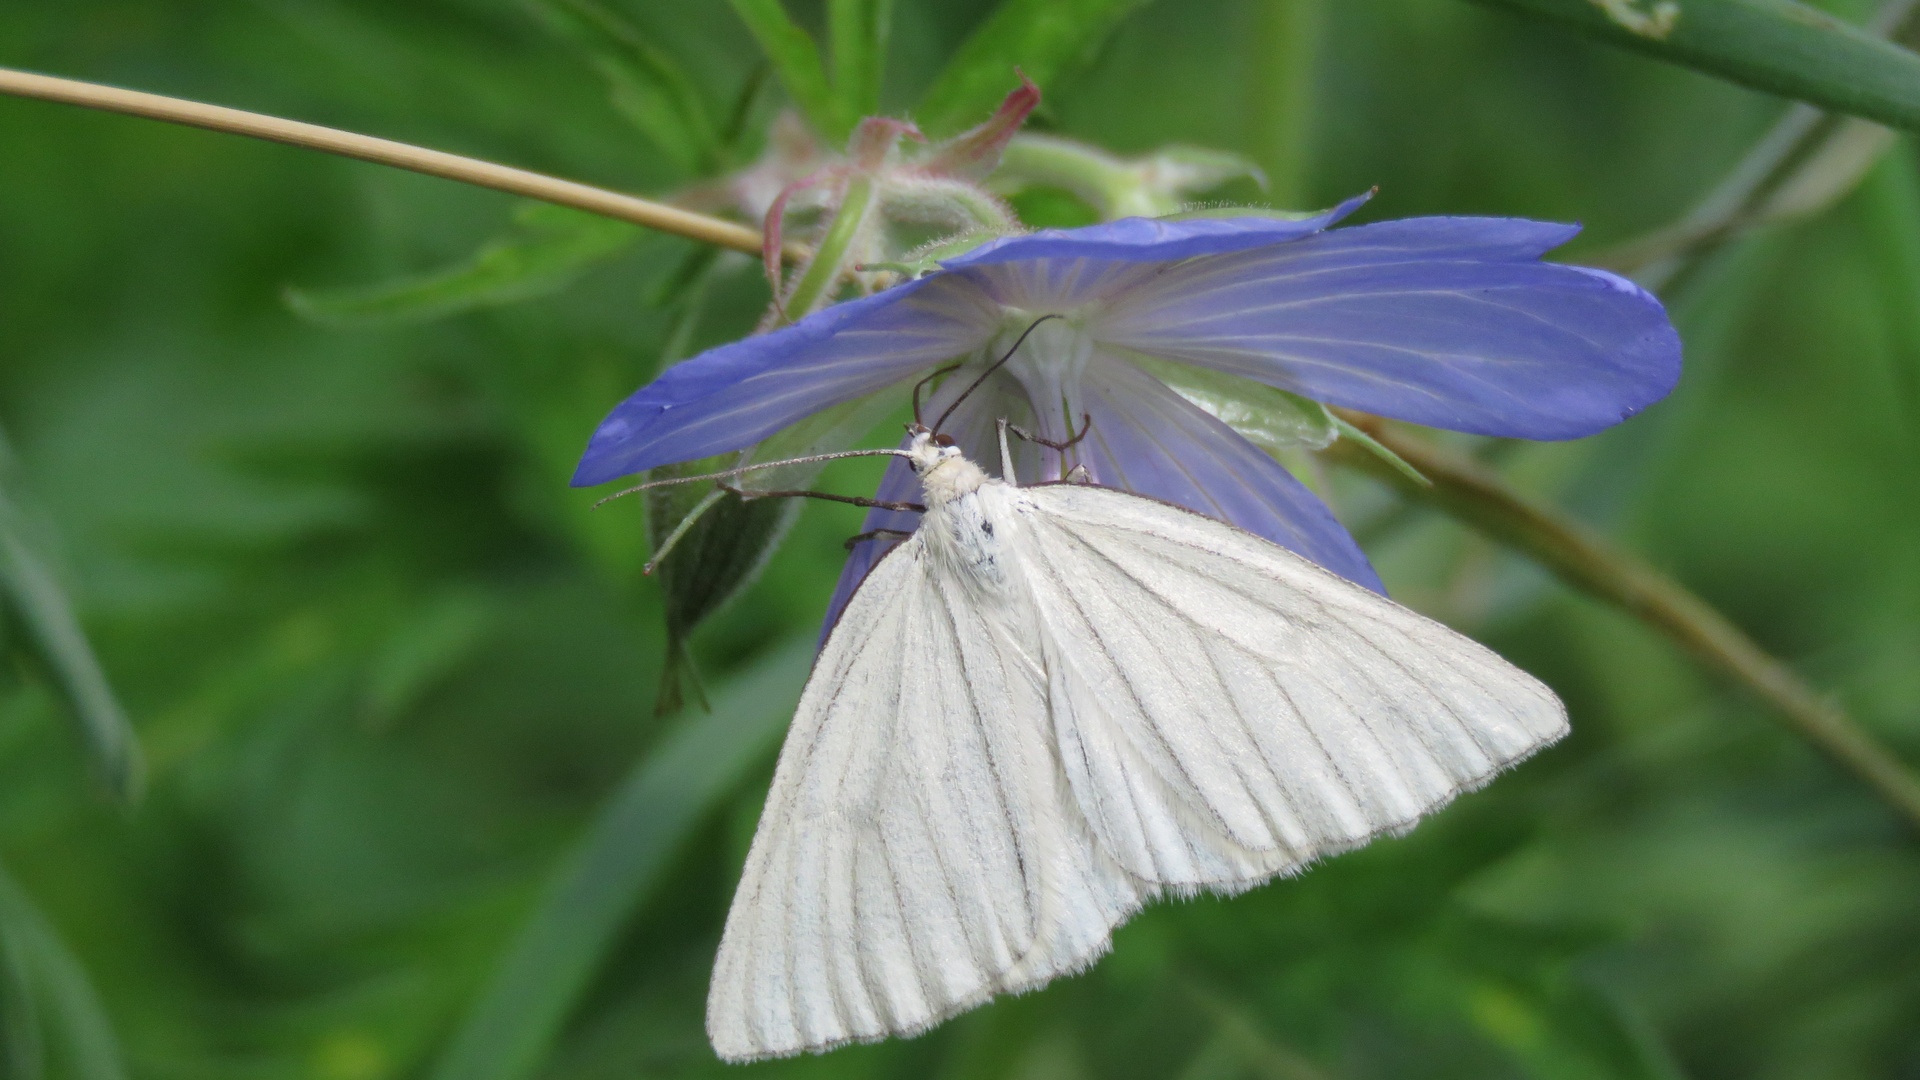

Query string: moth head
[903,423,962,475]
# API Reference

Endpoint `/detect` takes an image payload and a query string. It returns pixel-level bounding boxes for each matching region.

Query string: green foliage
[829,0,898,129]
[428,639,811,1080]
[916,0,1156,136]
[0,448,142,805]
[286,203,642,326]
[3,1,1920,1079]
[525,0,725,174]
[728,0,899,143]
[1466,0,1920,133]
[730,0,843,140]
[0,861,127,1080]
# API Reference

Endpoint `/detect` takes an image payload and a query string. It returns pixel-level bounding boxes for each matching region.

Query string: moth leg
[719,483,925,513]
[1008,412,1093,480]
[843,527,916,550]
[996,418,1018,485]
[1007,412,1093,453]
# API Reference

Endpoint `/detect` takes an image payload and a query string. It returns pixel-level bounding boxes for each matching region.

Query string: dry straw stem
[1327,413,1920,833]
[0,66,807,263]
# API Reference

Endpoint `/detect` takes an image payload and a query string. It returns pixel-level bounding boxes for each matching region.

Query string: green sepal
[1126,354,1430,487]
[1330,414,1433,487]
[644,458,798,717]
[995,135,1266,220]
[1128,355,1339,453]
[861,230,1006,280]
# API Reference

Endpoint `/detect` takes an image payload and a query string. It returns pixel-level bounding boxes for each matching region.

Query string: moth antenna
[592,447,910,507]
[911,362,963,426]
[931,313,1062,435]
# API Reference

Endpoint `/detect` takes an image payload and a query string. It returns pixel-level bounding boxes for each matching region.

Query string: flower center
[987,312,1097,437]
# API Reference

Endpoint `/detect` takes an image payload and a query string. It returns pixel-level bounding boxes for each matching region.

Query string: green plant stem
[778,174,875,320]
[1594,0,1920,287]
[1466,0,1920,133]
[1247,0,1323,208]
[0,65,806,262]
[1326,416,1920,833]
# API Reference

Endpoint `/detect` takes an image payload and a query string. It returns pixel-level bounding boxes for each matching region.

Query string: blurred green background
[2,1,1918,1078]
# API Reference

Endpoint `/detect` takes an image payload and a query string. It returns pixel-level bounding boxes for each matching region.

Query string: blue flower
[574,194,1680,622]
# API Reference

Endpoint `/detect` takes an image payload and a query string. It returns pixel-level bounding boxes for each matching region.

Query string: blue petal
[572,276,998,486]
[1070,355,1385,592]
[820,355,1384,637]
[941,192,1370,269]
[1095,217,1682,439]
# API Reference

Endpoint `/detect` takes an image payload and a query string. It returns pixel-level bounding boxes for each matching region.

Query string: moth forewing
[705,433,1565,1061]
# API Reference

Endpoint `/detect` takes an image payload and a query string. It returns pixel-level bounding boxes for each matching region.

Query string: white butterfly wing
[707,535,1141,1063]
[1012,482,1567,891]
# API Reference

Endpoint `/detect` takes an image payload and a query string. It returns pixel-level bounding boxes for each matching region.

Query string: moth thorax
[918,454,987,508]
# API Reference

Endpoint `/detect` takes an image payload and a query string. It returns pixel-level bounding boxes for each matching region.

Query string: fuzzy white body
[707,433,1568,1062]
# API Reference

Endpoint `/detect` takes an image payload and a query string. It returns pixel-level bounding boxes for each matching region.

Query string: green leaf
[828,0,896,127]
[728,0,842,141]
[425,638,815,1080]
[0,456,143,804]
[524,0,721,174]
[286,203,640,326]
[915,0,1154,137]
[0,862,129,1080]
[1466,0,1920,133]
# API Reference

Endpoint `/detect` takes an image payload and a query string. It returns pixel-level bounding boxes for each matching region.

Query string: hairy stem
[0,66,807,262]
[779,174,875,320]
[1326,416,1920,832]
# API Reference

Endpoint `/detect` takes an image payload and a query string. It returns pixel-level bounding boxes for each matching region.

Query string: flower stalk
[777,174,876,320]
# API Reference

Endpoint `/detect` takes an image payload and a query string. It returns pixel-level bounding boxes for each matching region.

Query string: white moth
[702,425,1568,1062]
